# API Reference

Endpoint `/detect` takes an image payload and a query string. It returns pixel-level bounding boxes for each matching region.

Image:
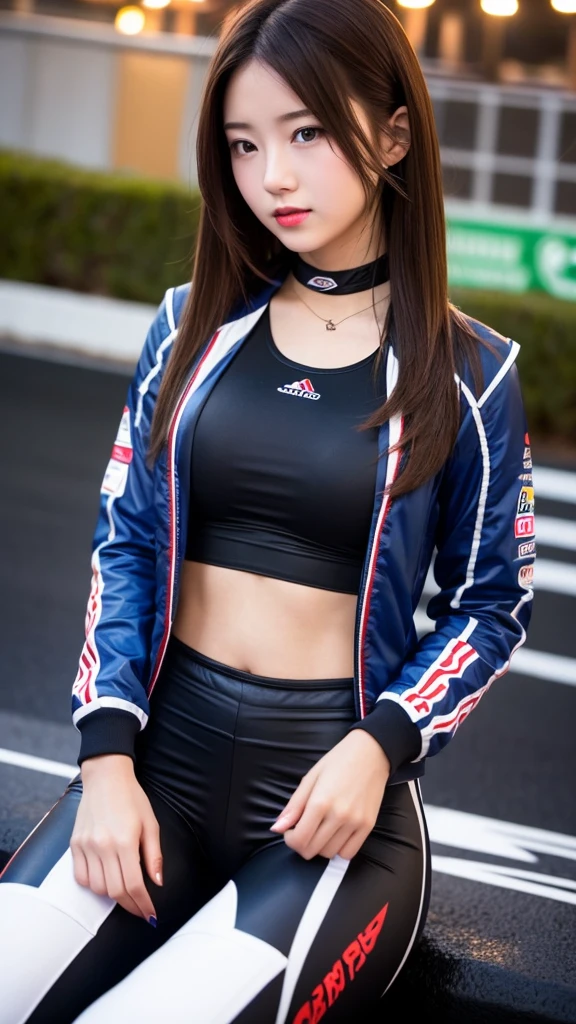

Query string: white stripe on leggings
[73,879,289,1024]
[380,779,428,996]
[274,853,350,1024]
[0,849,115,1024]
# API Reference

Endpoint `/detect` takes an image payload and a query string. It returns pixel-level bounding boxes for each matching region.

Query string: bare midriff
[171,560,358,678]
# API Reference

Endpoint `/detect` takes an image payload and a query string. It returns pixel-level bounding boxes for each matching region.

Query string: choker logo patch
[277,378,321,400]
[307,275,338,291]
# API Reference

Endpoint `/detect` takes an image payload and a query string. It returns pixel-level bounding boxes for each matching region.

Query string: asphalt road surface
[0,347,575,1015]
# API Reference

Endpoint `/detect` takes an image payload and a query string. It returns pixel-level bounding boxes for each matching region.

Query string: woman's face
[222,58,407,264]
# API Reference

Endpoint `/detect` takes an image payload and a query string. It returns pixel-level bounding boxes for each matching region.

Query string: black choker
[291,251,390,295]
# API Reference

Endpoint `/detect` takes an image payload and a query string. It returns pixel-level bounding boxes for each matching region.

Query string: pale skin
[72,57,411,922]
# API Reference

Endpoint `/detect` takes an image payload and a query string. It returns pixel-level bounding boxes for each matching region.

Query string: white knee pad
[73,880,288,1024]
[0,849,115,1024]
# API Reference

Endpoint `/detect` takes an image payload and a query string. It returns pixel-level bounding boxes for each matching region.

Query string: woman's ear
[381,105,411,169]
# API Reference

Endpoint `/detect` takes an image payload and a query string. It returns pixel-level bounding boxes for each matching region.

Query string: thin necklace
[290,280,390,331]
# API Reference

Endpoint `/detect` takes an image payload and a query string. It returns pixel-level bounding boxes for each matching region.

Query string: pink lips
[274,210,311,227]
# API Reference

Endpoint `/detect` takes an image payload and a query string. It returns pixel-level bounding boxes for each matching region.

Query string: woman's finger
[288,813,343,861]
[336,827,371,862]
[283,794,330,856]
[118,846,157,923]
[70,843,90,888]
[140,814,163,888]
[271,767,318,833]
[101,853,142,917]
[318,823,356,861]
[84,851,109,898]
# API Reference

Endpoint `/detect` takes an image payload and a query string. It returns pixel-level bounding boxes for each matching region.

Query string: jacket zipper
[147,331,222,696]
[353,500,380,719]
[354,413,405,719]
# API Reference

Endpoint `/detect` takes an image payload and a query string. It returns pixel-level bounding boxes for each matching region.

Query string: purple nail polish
[148,915,157,928]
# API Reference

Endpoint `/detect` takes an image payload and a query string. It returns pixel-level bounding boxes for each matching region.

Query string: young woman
[0,0,535,1021]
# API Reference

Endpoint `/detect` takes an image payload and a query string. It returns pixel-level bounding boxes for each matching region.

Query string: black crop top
[185,304,386,594]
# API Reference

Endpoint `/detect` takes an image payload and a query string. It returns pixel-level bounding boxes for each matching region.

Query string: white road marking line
[413,609,576,687]
[425,804,576,861]
[0,748,77,778]
[535,515,576,552]
[427,805,576,904]
[532,466,576,505]
[431,856,576,904]
[532,557,576,596]
[510,647,576,687]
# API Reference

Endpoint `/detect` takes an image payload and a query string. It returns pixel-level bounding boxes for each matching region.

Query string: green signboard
[446,217,576,301]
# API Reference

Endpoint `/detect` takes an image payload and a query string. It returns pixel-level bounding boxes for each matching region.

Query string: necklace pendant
[325,320,337,331]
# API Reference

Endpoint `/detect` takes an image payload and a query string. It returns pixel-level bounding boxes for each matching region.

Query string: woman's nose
[263,147,298,193]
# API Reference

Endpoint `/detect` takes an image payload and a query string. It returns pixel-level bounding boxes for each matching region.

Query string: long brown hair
[148,0,491,498]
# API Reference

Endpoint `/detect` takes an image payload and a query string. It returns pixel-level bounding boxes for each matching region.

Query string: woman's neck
[275,273,391,337]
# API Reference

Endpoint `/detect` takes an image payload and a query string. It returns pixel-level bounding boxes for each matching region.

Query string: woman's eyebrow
[223,108,313,130]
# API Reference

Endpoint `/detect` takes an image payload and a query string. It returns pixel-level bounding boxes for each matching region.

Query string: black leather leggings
[0,634,431,1024]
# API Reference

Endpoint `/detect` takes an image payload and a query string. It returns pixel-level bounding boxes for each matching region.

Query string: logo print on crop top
[277,378,321,400]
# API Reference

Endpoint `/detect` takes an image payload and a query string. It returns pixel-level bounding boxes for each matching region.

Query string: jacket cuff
[76,709,141,765]
[346,699,422,776]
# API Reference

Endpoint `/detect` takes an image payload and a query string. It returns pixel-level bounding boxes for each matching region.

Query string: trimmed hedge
[0,150,574,444]
[450,287,576,445]
[0,150,197,304]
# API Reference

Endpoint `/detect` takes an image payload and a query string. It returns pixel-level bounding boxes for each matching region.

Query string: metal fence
[430,76,576,224]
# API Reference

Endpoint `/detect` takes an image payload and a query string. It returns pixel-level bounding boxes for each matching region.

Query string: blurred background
[0,2,575,1019]
[0,0,575,447]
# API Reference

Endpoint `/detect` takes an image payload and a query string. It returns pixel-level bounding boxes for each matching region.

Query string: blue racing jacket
[71,270,535,784]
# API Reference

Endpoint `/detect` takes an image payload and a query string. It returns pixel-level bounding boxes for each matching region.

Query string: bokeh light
[551,0,576,13]
[396,1,435,8]
[115,6,146,34]
[480,0,519,15]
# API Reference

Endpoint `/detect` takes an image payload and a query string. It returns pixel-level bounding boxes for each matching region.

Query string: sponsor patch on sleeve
[115,406,132,449]
[100,406,133,497]
[101,459,129,497]
[515,514,535,538]
[517,485,534,516]
[518,540,536,558]
[518,564,534,589]
[523,431,533,470]
[514,482,535,538]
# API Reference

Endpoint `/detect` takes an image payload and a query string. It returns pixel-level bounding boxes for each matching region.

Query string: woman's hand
[71,754,163,924]
[270,730,391,861]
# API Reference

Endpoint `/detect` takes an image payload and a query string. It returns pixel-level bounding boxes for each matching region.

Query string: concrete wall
[0,12,217,185]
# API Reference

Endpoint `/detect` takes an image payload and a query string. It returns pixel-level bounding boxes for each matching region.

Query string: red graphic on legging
[291,901,389,1023]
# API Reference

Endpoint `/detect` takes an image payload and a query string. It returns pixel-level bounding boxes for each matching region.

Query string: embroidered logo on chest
[277,378,321,400]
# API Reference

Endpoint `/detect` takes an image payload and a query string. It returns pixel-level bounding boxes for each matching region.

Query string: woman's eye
[294,126,325,144]
[230,140,255,155]
[229,126,325,155]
